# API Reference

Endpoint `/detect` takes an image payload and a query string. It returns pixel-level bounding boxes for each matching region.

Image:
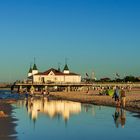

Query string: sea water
[12,98,140,140]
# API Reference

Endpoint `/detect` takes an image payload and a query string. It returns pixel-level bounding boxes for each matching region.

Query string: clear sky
[0,0,140,82]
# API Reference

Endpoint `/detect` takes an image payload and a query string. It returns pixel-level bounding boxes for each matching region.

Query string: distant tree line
[102,76,140,82]
[82,76,140,83]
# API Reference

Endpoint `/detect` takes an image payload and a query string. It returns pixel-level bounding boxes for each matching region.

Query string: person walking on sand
[120,87,126,108]
[112,86,120,107]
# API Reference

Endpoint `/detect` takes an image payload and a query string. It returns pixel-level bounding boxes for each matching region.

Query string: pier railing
[14,81,140,87]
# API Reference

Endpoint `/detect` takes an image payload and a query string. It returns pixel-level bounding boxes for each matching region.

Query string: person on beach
[112,86,120,107]
[120,88,126,108]
[25,91,29,99]
[99,88,103,95]
[11,85,14,93]
[30,90,34,97]
[42,90,47,96]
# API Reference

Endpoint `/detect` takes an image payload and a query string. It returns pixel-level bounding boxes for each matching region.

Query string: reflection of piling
[64,118,68,128]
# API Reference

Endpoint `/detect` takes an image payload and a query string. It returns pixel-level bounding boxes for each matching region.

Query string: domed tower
[63,64,70,74]
[32,63,38,75]
[28,65,32,77]
[31,57,38,75]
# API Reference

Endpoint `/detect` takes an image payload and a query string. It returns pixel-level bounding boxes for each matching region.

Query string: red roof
[35,68,80,76]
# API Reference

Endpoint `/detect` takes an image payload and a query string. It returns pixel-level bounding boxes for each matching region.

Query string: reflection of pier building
[25,99,81,121]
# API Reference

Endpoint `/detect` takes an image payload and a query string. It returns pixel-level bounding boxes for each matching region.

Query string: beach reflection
[17,98,81,121]
[112,107,126,128]
[14,100,140,140]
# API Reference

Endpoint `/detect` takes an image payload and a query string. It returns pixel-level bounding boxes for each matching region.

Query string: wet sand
[49,89,140,113]
[0,101,17,140]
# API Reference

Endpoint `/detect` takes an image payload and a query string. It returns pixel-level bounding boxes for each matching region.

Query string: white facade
[33,74,81,83]
[63,70,70,74]
[33,71,81,83]
[28,72,32,77]
[32,70,38,75]
[31,68,81,83]
[28,64,81,83]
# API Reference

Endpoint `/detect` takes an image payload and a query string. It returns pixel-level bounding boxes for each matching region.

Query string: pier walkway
[13,82,140,93]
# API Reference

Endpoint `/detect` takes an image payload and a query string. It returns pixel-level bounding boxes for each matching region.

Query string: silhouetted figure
[11,85,14,93]
[120,88,126,108]
[11,82,16,93]
[112,86,120,107]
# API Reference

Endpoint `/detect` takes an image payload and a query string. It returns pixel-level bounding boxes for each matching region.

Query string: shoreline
[0,101,17,140]
[49,90,140,113]
[0,89,140,118]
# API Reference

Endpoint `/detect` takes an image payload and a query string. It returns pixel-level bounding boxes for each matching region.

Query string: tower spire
[28,63,32,77]
[33,57,38,70]
[63,58,70,74]
[32,57,38,75]
[28,63,32,73]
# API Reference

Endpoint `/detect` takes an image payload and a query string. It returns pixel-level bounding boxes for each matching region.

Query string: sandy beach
[49,89,140,113]
[0,101,17,140]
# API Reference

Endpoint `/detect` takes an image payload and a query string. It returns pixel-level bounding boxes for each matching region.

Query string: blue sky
[0,0,140,82]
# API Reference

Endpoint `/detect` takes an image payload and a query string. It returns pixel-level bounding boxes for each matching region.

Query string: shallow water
[12,97,140,140]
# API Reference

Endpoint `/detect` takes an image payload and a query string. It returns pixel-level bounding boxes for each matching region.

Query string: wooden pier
[13,82,140,93]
